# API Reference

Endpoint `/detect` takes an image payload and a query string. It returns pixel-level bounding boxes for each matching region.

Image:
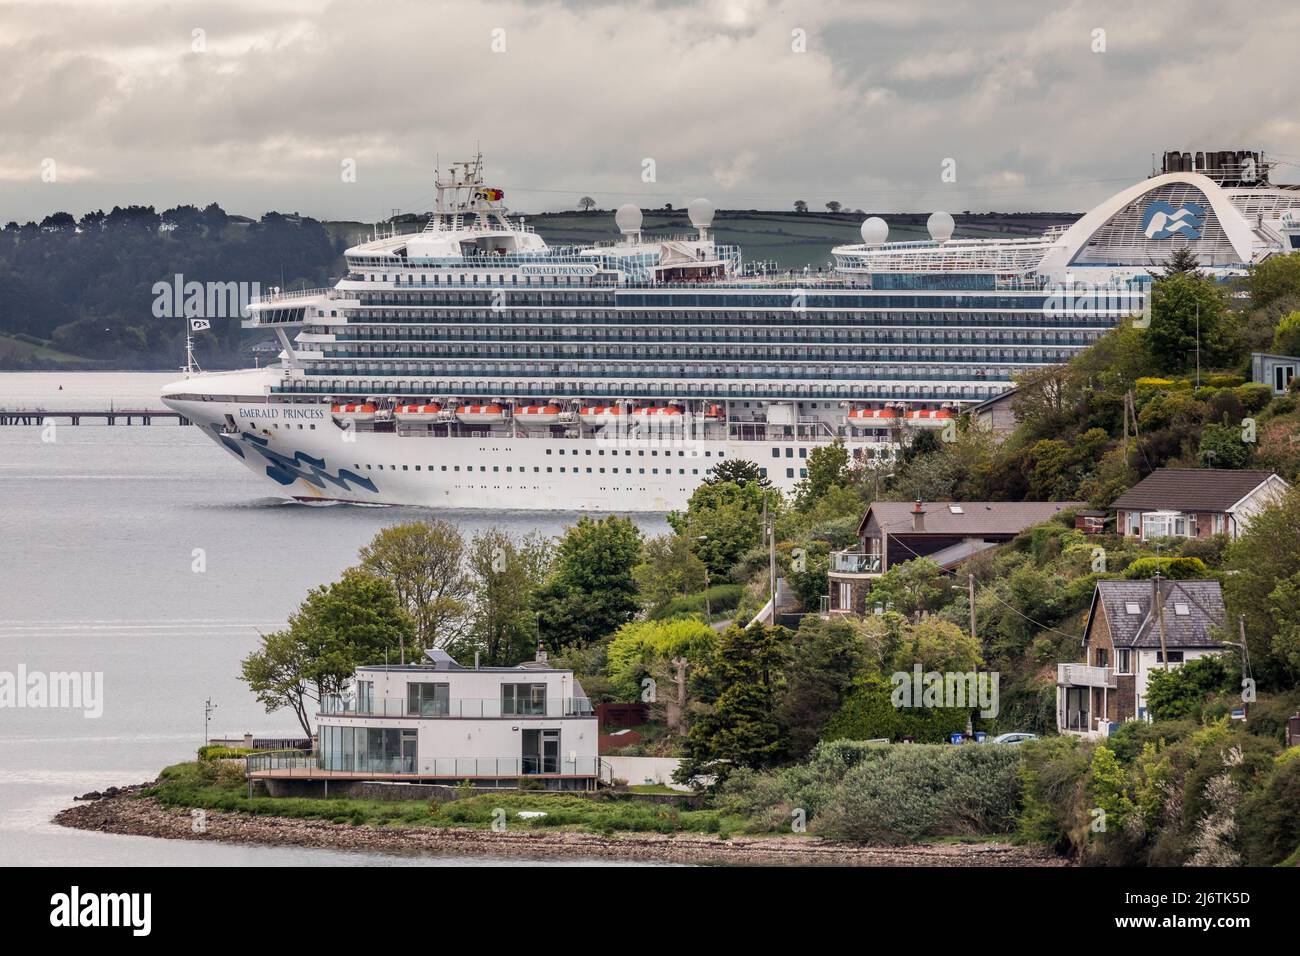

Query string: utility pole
[968,573,977,641]
[764,499,777,617]
[1195,303,1201,388]
[1153,572,1170,672]
[203,697,217,746]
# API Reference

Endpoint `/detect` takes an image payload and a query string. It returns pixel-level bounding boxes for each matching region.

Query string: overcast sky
[4,0,1299,224]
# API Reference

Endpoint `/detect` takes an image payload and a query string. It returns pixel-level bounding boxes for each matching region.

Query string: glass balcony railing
[829,550,883,574]
[319,697,595,719]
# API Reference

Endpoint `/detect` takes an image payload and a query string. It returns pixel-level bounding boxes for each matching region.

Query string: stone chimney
[912,498,926,532]
[536,639,548,665]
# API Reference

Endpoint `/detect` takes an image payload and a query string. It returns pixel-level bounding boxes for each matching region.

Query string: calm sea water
[0,372,668,866]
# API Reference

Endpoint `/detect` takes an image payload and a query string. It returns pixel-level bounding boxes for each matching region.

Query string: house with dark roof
[1110,468,1289,542]
[1057,578,1226,737]
[827,499,1082,614]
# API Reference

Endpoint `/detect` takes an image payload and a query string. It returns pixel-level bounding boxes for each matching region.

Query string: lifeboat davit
[578,405,626,426]
[394,403,443,421]
[517,404,563,426]
[333,402,377,422]
[456,403,507,425]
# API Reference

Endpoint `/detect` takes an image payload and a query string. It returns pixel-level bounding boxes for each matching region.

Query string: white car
[990,732,1038,745]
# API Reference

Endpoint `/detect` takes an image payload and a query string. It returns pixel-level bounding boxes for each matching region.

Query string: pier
[0,408,191,426]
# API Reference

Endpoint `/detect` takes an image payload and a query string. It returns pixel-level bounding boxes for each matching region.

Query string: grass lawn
[148,761,748,837]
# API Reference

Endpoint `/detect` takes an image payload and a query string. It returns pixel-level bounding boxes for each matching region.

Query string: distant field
[0,333,100,366]
[346,209,1082,271]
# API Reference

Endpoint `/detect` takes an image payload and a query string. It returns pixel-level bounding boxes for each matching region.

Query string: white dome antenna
[615,203,643,243]
[927,211,954,243]
[687,198,715,239]
[860,216,888,247]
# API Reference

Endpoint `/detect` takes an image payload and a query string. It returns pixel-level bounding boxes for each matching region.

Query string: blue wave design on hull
[242,433,378,494]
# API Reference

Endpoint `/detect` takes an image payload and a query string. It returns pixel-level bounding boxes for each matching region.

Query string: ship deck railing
[251,287,343,306]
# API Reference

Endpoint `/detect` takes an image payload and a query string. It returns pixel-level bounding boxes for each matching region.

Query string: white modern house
[306,646,607,790]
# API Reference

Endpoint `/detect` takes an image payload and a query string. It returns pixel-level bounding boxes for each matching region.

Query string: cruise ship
[162,150,1300,511]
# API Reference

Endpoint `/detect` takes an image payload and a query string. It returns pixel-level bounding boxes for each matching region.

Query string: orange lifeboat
[336,402,377,422]
[848,407,900,425]
[394,403,443,421]
[702,404,725,420]
[905,408,955,426]
[579,405,625,426]
[456,403,507,425]
[517,404,563,427]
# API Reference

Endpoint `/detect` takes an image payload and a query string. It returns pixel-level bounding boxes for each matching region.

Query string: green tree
[1198,421,1251,469]
[703,457,770,488]
[357,520,469,660]
[888,615,983,674]
[458,529,552,667]
[1145,656,1233,721]
[794,437,851,510]
[240,628,315,738]
[606,618,716,703]
[668,479,769,575]
[1089,745,1137,836]
[777,615,872,758]
[1223,487,1300,686]
[633,534,708,615]
[1247,252,1300,310]
[1158,244,1201,277]
[1146,271,1238,373]
[535,516,642,650]
[680,622,789,780]
[1272,310,1300,356]
[866,557,949,620]
[241,569,411,734]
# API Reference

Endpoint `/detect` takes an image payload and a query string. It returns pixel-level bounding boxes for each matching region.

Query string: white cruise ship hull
[163,373,876,512]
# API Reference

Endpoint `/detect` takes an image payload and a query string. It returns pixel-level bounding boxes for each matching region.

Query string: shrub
[1017,736,1094,854]
[811,744,1023,843]
[1122,556,1208,580]
[822,675,971,743]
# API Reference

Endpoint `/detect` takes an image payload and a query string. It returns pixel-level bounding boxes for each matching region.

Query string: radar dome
[615,203,643,235]
[687,198,715,229]
[927,211,955,242]
[859,216,888,246]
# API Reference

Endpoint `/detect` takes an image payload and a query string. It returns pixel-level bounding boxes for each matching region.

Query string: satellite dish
[859,216,888,246]
[615,203,643,236]
[927,211,955,242]
[687,198,715,229]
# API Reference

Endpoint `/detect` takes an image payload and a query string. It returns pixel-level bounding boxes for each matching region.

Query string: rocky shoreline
[55,792,1068,866]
